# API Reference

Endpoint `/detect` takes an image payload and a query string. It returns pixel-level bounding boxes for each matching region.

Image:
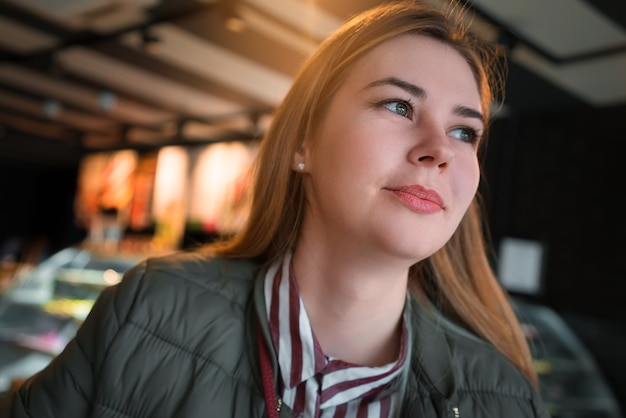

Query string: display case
[0,246,141,392]
[515,299,623,418]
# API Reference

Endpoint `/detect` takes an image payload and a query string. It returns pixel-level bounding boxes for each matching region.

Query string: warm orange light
[188,141,256,233]
[152,146,189,248]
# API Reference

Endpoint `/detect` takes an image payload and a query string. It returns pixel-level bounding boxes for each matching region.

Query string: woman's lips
[386,185,445,214]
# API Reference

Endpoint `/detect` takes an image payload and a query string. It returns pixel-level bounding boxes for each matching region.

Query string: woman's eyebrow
[454,105,484,124]
[365,76,426,99]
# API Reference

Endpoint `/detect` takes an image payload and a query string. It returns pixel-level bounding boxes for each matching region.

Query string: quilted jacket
[0,251,550,417]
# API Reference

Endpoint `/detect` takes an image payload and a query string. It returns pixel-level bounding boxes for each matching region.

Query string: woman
[0,1,549,417]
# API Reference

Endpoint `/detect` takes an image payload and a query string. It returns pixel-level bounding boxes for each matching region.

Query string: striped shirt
[263,252,408,418]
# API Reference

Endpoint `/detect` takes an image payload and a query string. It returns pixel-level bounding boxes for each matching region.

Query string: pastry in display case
[0,246,141,393]
[515,298,623,418]
[500,238,623,417]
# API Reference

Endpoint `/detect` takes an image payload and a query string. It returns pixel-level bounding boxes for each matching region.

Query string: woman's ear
[293,151,307,172]
[293,141,309,172]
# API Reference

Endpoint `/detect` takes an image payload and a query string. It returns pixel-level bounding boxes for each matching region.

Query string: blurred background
[0,0,625,416]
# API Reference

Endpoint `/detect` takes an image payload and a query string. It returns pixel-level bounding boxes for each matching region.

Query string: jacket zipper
[276,398,282,412]
[452,406,460,417]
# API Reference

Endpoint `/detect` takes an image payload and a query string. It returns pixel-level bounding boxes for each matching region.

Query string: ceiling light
[98,91,117,111]
[225,16,246,33]
[43,99,62,119]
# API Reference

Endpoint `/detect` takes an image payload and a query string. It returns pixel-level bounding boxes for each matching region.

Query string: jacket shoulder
[94,252,264,416]
[136,251,259,303]
[445,321,548,416]
[444,323,534,393]
[410,303,548,417]
[120,251,260,337]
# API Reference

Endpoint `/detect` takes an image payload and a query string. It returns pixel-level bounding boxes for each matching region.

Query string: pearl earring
[297,162,305,171]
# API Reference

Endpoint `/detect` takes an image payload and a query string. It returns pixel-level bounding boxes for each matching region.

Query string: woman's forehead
[342,35,482,106]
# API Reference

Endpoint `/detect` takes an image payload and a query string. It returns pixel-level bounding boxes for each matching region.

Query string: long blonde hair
[210,1,537,387]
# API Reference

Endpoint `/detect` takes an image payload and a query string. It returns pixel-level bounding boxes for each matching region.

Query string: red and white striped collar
[263,252,409,417]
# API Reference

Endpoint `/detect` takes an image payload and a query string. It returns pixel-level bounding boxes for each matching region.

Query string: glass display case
[515,299,623,418]
[0,246,141,393]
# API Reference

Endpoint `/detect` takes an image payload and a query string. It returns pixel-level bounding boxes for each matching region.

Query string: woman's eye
[449,127,479,144]
[382,101,411,118]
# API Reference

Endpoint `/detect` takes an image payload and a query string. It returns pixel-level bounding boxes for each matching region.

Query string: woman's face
[298,34,484,263]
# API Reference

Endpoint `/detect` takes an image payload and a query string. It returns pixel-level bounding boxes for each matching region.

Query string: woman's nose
[407,119,454,168]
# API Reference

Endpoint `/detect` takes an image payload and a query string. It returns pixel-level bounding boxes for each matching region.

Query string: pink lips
[387,185,444,214]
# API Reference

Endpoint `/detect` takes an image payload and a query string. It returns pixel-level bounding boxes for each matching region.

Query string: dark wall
[0,156,84,258]
[485,104,626,321]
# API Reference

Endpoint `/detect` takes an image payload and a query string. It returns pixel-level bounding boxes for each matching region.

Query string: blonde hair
[210,1,537,387]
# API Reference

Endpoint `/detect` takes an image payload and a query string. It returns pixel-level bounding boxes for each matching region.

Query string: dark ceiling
[0,0,624,164]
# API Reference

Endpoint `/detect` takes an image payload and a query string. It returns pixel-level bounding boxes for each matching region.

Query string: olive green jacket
[0,252,549,417]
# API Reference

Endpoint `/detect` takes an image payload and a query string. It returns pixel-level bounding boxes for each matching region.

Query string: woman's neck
[291,244,409,367]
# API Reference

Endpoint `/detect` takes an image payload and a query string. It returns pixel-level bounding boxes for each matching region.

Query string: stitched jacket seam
[93,399,140,418]
[124,319,256,392]
[455,388,534,400]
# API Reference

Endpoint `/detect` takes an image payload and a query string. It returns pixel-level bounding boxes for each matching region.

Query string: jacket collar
[407,298,456,398]
[247,265,293,416]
